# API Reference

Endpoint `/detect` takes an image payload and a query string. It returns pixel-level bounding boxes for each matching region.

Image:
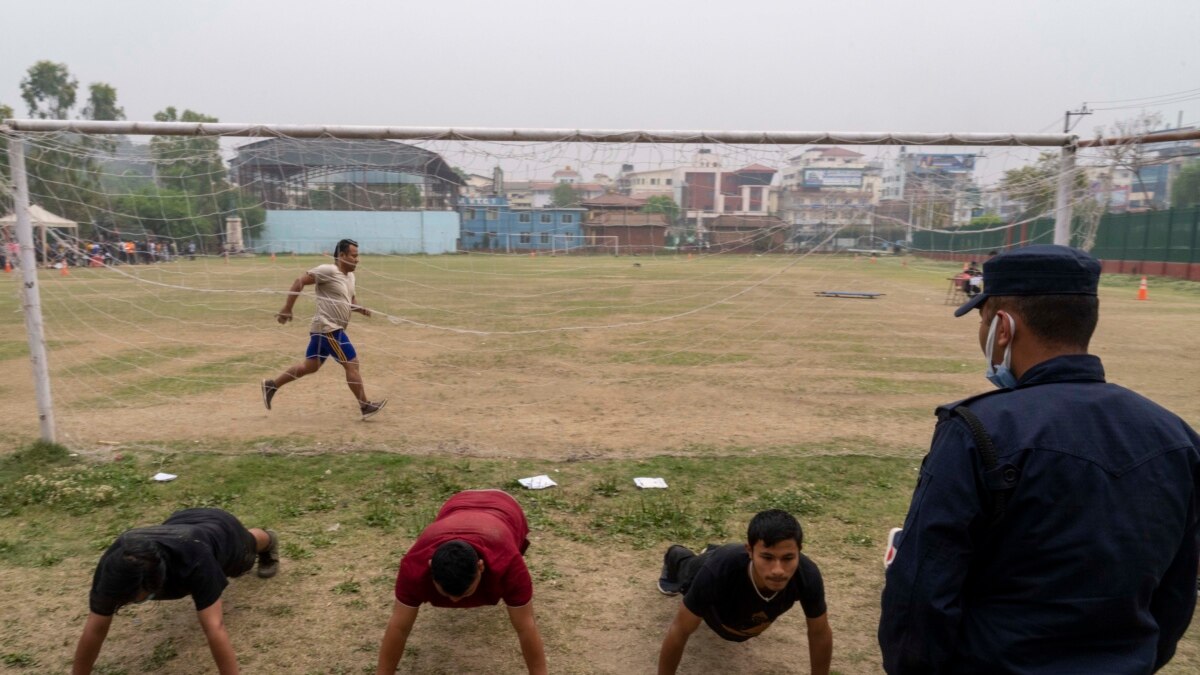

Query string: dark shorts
[305,329,357,363]
[164,508,258,577]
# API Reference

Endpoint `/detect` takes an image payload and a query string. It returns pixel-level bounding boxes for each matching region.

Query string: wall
[254,210,460,255]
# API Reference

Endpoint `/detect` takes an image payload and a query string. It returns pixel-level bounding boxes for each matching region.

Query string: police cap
[954,244,1100,317]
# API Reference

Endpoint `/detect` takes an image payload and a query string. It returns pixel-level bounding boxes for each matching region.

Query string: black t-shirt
[682,543,826,642]
[89,509,252,615]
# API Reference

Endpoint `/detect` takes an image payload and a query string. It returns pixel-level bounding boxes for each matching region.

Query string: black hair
[335,238,358,257]
[988,295,1099,351]
[747,509,803,548]
[430,540,479,596]
[93,531,166,611]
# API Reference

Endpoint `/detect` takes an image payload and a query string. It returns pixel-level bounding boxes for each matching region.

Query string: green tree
[20,61,78,119]
[1000,152,1058,219]
[81,83,125,121]
[148,107,232,240]
[969,214,1006,228]
[400,184,422,209]
[642,195,680,223]
[1171,161,1200,208]
[550,183,581,208]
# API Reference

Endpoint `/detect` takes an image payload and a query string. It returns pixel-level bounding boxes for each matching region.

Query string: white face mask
[985,313,1018,389]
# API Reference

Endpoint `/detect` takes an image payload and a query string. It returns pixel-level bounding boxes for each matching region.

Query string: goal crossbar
[2,118,1075,146]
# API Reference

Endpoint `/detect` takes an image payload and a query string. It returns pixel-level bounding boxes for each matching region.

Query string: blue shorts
[305,330,357,363]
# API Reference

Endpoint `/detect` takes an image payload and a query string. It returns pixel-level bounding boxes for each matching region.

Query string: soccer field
[1,254,1198,673]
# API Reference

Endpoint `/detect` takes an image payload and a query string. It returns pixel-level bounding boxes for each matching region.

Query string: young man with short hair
[71,508,279,675]
[262,238,386,420]
[656,509,833,674]
[375,489,547,675]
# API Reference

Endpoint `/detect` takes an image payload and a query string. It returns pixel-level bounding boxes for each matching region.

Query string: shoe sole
[361,399,388,420]
[261,380,273,411]
[257,529,279,578]
[657,580,681,596]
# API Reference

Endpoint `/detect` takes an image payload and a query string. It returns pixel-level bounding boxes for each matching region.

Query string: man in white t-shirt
[261,239,387,420]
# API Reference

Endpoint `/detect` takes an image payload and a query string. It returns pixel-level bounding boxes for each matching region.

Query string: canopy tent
[0,204,79,264]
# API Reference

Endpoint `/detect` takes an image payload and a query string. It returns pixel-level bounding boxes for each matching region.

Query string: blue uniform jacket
[879,354,1200,674]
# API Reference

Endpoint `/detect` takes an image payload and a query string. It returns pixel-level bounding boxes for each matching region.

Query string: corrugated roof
[231,138,463,185]
[591,212,669,227]
[581,193,647,207]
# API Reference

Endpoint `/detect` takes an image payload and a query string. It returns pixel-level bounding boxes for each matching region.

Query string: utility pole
[1054,105,1091,245]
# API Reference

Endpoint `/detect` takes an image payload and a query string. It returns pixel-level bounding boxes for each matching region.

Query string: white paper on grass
[152,472,177,482]
[633,477,668,489]
[518,475,558,490]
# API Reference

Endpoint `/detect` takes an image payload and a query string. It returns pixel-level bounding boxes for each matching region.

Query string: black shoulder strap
[952,406,1010,524]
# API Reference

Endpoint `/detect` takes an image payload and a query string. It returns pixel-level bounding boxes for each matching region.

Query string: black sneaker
[658,544,690,596]
[261,380,278,410]
[257,529,279,578]
[360,399,388,420]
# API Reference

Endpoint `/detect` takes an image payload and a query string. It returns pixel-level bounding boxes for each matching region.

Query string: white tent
[0,204,79,264]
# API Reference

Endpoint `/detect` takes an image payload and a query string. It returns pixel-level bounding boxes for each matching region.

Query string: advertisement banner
[802,168,864,188]
[916,154,976,173]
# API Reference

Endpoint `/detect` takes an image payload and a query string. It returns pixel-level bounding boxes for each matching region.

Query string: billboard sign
[916,154,976,173]
[802,168,864,188]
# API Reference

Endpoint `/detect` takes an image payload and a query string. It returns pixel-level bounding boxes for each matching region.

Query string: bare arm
[197,599,240,675]
[506,602,547,675]
[351,294,371,317]
[806,613,833,675]
[657,602,703,675]
[71,612,113,675]
[276,272,316,323]
[376,601,420,674]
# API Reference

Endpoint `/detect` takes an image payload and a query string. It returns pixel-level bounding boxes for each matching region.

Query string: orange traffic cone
[1137,276,1148,301]
[3,260,11,273]
[687,253,693,260]
[530,251,536,258]
[270,251,276,261]
[60,263,69,276]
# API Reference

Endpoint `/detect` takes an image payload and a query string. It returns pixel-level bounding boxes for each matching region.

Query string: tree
[1172,161,1200,208]
[550,182,581,208]
[642,195,680,224]
[400,184,422,209]
[969,214,1006,228]
[148,107,231,240]
[20,61,78,119]
[81,83,125,121]
[1000,152,1060,220]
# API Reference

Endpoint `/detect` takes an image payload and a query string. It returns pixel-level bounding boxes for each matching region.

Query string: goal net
[0,124,1093,453]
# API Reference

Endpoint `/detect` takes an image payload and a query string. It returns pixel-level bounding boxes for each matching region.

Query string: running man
[262,238,386,419]
[656,509,833,674]
[376,489,547,674]
[72,508,279,675]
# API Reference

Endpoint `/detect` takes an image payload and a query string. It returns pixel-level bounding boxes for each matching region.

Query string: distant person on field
[261,238,386,420]
[72,508,279,675]
[376,489,547,674]
[964,261,982,297]
[879,245,1200,673]
[656,509,833,674]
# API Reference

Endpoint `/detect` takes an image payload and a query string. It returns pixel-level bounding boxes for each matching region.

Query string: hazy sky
[3,0,1198,178]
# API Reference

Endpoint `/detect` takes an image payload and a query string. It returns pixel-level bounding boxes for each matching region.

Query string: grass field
[1,253,1198,673]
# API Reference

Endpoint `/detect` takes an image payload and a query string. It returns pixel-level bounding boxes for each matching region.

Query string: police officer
[879,245,1200,674]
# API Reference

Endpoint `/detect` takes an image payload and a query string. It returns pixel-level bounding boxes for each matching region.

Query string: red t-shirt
[394,490,532,608]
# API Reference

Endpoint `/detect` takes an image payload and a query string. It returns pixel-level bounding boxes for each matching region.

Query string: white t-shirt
[308,264,355,334]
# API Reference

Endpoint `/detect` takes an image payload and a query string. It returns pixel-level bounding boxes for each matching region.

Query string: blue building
[458,197,586,252]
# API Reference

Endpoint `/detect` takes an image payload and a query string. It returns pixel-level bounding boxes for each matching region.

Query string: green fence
[914,207,1200,264]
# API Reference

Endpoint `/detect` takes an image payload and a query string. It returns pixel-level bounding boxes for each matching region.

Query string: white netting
[0,128,1122,450]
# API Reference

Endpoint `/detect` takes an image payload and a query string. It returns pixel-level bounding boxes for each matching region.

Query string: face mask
[984,313,1017,389]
